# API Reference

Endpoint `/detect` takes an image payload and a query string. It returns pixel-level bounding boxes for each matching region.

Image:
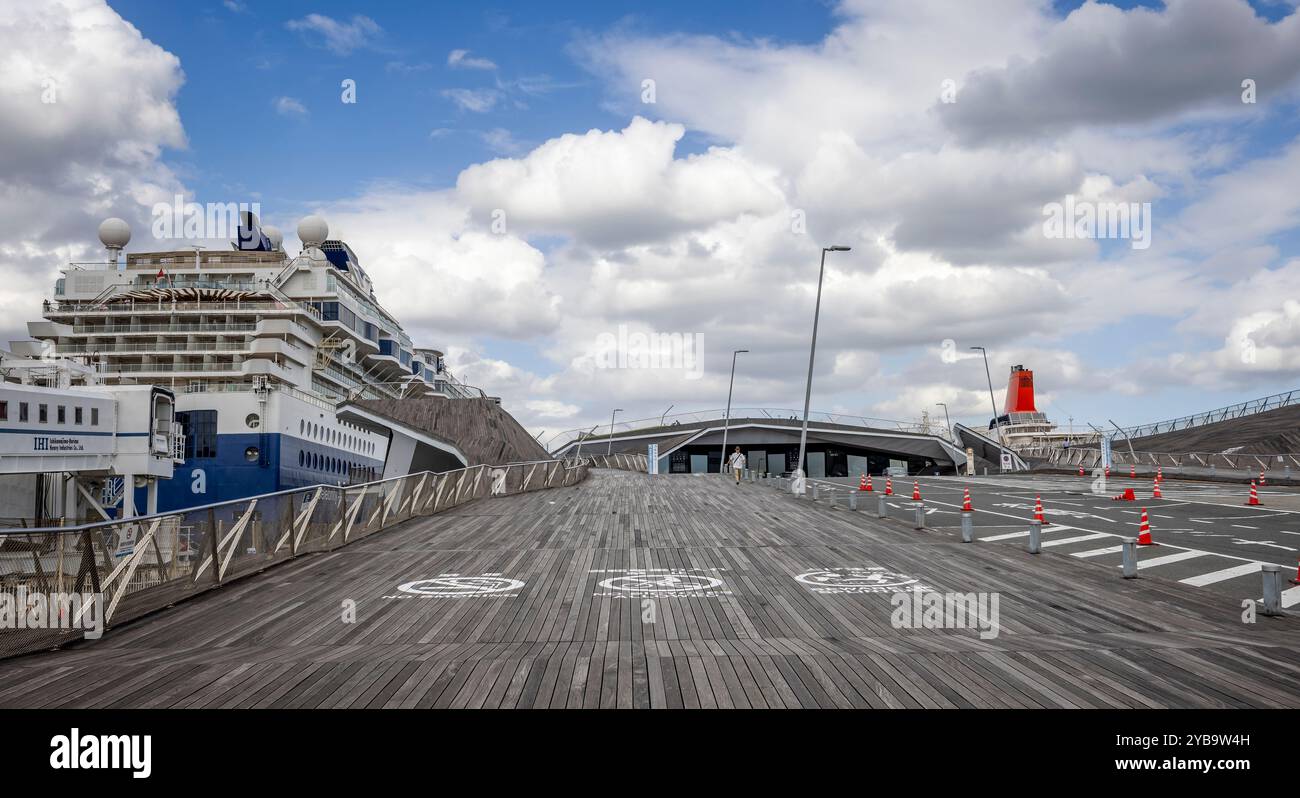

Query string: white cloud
[447,49,497,70]
[285,13,381,55]
[273,96,307,116]
[442,88,500,113]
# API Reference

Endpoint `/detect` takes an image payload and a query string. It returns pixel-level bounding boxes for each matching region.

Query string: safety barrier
[572,453,650,472]
[1028,445,1300,473]
[0,458,587,660]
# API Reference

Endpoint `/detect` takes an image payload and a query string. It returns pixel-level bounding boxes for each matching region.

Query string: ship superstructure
[987,365,1095,451]
[12,213,479,513]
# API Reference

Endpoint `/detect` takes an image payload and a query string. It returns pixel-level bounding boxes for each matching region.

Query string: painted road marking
[1231,524,1258,530]
[981,530,1032,541]
[1041,533,1111,548]
[1131,550,1211,570]
[1284,587,1300,609]
[1072,545,1125,558]
[1179,563,1261,587]
[1191,519,1212,524]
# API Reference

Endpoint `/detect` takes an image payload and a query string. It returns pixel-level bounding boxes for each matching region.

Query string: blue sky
[7,0,1300,437]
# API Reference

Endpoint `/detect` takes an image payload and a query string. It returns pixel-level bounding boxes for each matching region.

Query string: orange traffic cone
[1246,481,1261,506]
[1152,478,1162,499]
[1129,465,1136,479]
[859,474,867,492]
[962,488,972,512]
[1136,508,1155,545]
[1156,466,1163,483]
[1259,469,1266,485]
[912,480,921,501]
[1078,465,1085,477]
[865,474,873,492]
[884,476,893,496]
[1105,466,1110,478]
[1033,495,1046,523]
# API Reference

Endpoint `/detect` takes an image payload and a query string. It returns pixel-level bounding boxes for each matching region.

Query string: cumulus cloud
[0,0,187,346]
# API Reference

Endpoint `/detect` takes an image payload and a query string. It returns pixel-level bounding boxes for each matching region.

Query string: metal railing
[1114,388,1300,439]
[1031,444,1300,472]
[574,453,649,472]
[0,458,588,661]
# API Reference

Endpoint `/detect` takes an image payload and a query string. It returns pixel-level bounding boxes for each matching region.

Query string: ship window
[39,404,47,423]
[91,407,99,426]
[0,401,5,421]
[300,419,305,435]
[57,406,66,424]
[74,407,83,425]
[177,410,217,459]
[299,450,305,468]
[19,403,27,422]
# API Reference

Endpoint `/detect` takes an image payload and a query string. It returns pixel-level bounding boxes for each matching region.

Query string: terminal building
[552,411,982,476]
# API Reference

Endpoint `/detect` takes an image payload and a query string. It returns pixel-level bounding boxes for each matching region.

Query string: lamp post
[969,346,1004,449]
[719,349,748,472]
[660,404,674,426]
[607,408,623,455]
[936,402,952,442]
[796,246,851,484]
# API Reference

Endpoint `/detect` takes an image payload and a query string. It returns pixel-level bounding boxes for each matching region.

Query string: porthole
[246,413,260,429]
[245,446,259,463]
[298,450,304,467]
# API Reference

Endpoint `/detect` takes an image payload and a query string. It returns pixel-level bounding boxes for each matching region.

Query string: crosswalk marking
[1179,562,1261,587]
[1284,586,1300,609]
[980,530,1030,541]
[1071,545,1124,558]
[1131,550,1210,570]
[1040,533,1110,548]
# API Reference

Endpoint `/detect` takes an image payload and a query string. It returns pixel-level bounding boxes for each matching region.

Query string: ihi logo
[49,728,151,779]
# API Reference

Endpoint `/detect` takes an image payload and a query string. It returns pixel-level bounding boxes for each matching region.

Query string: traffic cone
[1290,558,1299,586]
[1259,469,1266,485]
[1156,466,1163,483]
[1129,464,1136,479]
[1152,478,1162,499]
[1033,495,1046,523]
[1078,465,1085,477]
[859,474,867,492]
[1105,466,1110,478]
[1136,508,1155,545]
[1246,481,1261,506]
[912,480,921,501]
[962,488,972,512]
[865,474,873,492]
[885,476,893,496]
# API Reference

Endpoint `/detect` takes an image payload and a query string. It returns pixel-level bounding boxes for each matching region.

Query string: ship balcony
[68,323,257,335]
[48,299,313,317]
[247,338,309,365]
[56,341,250,355]
[254,318,321,346]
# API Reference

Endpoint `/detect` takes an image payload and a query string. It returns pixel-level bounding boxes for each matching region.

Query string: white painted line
[1041,533,1111,548]
[1152,514,1176,519]
[1231,524,1258,530]
[1071,545,1124,558]
[1190,519,1212,525]
[1179,562,1261,587]
[1284,586,1300,609]
[980,530,1031,541]
[1131,550,1211,570]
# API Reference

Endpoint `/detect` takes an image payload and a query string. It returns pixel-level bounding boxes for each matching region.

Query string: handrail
[1114,388,1300,440]
[0,458,589,659]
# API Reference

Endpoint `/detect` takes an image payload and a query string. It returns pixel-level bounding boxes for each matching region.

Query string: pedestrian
[727,446,746,485]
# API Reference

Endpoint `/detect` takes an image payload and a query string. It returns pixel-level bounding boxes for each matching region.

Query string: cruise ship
[10,213,478,515]
[987,365,1096,451]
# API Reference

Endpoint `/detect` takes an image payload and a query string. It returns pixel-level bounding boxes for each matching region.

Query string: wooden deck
[3,470,1299,708]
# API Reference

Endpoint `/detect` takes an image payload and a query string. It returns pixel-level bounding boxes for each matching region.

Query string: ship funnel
[1004,365,1036,414]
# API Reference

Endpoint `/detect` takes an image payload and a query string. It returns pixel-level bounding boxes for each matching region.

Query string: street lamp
[796,245,851,485]
[936,402,952,442]
[607,408,623,455]
[719,349,749,473]
[660,404,674,426]
[969,346,1004,449]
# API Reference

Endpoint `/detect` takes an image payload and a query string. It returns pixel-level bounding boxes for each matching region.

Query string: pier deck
[2,470,1299,708]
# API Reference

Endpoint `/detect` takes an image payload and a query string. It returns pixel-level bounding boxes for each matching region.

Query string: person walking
[727,446,746,485]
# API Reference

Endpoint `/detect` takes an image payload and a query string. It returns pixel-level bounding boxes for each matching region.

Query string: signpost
[647,443,659,475]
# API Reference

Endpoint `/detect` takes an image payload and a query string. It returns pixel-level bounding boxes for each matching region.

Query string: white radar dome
[98,218,131,249]
[297,215,329,248]
[263,225,284,251]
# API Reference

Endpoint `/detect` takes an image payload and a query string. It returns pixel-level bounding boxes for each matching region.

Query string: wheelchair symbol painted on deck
[396,574,525,597]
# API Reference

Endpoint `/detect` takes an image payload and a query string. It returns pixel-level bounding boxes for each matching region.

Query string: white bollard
[913,501,924,530]
[1027,519,1041,554]
[877,494,887,519]
[961,511,974,543]
[848,493,858,511]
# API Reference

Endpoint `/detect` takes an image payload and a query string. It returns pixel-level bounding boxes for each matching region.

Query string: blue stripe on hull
[137,432,385,514]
